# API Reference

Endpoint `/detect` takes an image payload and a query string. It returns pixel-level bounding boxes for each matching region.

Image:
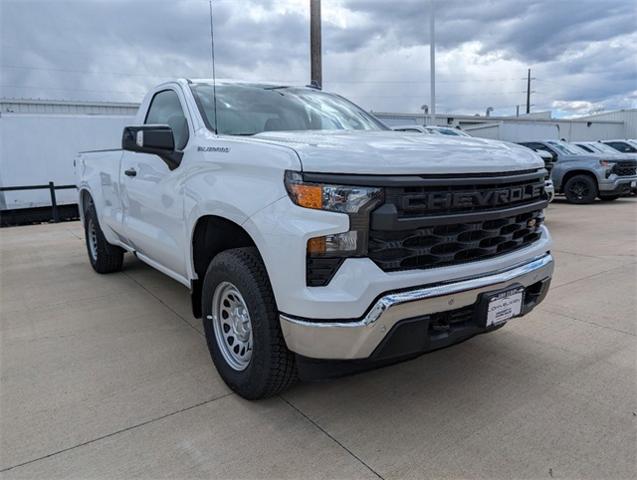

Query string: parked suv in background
[518,140,637,203]
[576,141,637,195]
[391,125,471,137]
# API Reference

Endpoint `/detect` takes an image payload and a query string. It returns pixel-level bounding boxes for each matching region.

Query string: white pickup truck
[76,79,554,399]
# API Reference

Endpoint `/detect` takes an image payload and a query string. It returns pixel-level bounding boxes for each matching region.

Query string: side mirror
[122,125,182,169]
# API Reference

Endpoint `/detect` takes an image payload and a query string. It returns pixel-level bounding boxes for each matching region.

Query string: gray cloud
[1,0,635,116]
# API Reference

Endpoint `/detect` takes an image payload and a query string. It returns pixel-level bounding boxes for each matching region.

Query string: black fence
[0,182,78,226]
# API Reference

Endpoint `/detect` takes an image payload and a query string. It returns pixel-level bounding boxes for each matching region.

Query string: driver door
[120,88,192,280]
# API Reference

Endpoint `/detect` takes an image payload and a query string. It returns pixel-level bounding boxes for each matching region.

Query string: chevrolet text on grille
[402,183,545,211]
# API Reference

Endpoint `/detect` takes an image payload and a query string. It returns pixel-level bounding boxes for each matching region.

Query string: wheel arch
[78,188,93,223]
[189,214,263,318]
[560,169,598,191]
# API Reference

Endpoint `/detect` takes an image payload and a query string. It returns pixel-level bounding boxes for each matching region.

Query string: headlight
[284,171,383,284]
[284,171,382,214]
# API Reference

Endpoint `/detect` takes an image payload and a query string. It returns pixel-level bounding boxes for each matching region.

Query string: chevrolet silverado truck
[76,79,554,399]
[518,140,637,203]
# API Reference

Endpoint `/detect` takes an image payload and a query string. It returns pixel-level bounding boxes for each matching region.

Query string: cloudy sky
[1,0,635,117]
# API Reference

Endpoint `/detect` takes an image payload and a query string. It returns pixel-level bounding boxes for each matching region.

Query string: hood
[253,130,543,174]
[582,152,637,163]
[558,153,637,164]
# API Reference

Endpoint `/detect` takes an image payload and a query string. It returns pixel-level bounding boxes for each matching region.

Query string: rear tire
[202,247,296,399]
[599,195,620,201]
[564,175,597,204]
[83,198,124,273]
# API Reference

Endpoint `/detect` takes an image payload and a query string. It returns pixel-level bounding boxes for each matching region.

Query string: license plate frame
[480,286,525,328]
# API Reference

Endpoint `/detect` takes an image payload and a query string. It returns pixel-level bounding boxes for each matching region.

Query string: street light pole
[429,0,436,126]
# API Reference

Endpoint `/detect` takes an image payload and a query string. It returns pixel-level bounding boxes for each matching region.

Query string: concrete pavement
[1,198,635,479]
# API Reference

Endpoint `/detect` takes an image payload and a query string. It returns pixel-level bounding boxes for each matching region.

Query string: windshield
[190,84,388,135]
[546,140,586,155]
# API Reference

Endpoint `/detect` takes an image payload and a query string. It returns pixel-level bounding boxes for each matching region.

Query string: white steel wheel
[211,281,253,371]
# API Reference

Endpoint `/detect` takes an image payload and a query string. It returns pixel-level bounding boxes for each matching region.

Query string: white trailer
[464,121,560,142]
[0,113,133,213]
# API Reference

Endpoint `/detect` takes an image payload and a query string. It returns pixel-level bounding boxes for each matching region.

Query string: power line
[348,91,527,98]
[0,84,143,96]
[1,64,173,79]
[1,64,533,84]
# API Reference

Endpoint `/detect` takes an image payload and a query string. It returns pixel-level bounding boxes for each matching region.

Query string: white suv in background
[391,125,471,137]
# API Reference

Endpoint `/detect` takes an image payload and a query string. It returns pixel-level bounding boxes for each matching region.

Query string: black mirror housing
[122,125,182,169]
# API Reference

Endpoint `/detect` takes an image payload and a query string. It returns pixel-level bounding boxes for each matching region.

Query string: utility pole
[525,68,532,114]
[310,0,322,88]
[429,0,436,125]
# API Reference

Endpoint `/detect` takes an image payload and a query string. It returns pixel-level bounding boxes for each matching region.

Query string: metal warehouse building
[374,109,637,142]
[1,98,139,115]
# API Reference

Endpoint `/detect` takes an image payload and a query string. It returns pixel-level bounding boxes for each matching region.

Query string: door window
[145,90,190,150]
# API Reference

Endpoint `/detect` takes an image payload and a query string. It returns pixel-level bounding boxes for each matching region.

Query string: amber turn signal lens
[307,236,326,254]
[289,184,323,210]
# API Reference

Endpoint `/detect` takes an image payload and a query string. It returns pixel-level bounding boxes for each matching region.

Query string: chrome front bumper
[598,175,637,192]
[280,253,554,360]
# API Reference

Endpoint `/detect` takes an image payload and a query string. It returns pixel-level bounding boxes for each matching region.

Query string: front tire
[83,198,124,273]
[202,247,296,399]
[564,174,597,204]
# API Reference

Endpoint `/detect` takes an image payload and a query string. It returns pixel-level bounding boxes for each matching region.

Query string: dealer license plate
[486,288,524,327]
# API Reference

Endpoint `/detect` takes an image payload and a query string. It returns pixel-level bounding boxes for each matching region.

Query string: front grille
[304,169,548,285]
[614,163,636,176]
[368,210,544,271]
[386,174,545,218]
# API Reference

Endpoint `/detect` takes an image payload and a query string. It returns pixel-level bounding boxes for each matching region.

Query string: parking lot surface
[1,199,636,479]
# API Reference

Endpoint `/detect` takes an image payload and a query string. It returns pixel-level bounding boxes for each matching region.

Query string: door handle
[124,168,137,177]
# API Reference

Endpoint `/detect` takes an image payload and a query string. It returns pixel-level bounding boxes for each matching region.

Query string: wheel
[201,247,296,399]
[83,198,124,273]
[564,175,597,204]
[599,195,620,201]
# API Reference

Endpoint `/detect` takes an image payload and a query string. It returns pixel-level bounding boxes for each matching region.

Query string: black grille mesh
[614,164,636,176]
[369,210,544,272]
